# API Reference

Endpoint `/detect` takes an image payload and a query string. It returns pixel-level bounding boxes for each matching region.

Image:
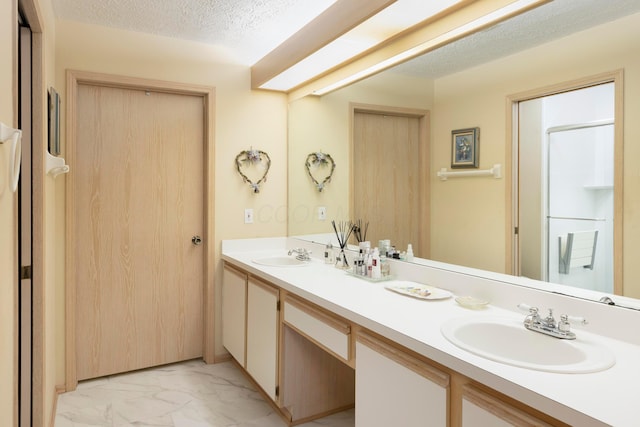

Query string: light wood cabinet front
[246,277,279,401]
[356,332,449,427]
[222,264,247,366]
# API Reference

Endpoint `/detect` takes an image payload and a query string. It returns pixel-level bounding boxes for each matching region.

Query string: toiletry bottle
[325,242,335,264]
[371,248,381,279]
[406,244,414,262]
[389,246,398,259]
[380,253,390,277]
[366,249,373,277]
[361,248,369,276]
[378,240,387,255]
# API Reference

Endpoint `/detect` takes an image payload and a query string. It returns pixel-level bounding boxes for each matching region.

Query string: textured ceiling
[51,0,640,79]
[51,0,336,64]
[391,0,640,78]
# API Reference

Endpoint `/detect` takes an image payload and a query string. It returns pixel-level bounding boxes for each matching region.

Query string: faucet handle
[544,309,557,328]
[558,314,571,333]
[518,303,541,327]
[564,314,588,326]
[517,303,538,314]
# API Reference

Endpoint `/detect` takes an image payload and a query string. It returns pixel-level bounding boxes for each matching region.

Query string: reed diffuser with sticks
[352,219,369,243]
[331,220,354,269]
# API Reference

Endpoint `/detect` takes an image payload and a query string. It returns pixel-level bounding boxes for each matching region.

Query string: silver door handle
[192,235,203,246]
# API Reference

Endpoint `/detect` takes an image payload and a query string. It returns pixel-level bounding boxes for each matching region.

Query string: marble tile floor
[55,359,355,427]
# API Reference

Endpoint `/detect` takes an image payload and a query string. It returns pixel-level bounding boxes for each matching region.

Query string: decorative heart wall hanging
[235,148,271,193]
[305,152,335,192]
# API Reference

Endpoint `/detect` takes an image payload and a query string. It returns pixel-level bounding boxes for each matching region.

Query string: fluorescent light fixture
[312,0,541,96]
[259,0,462,91]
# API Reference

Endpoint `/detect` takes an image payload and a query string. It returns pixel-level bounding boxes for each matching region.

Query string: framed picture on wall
[451,127,479,168]
[48,87,61,156]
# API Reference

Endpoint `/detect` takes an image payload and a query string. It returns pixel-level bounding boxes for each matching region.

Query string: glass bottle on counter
[380,254,390,277]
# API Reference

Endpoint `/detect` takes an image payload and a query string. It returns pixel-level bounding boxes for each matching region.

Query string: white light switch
[244,208,254,224]
[318,206,327,220]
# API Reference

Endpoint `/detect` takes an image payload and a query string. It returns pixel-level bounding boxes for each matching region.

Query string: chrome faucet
[518,304,587,340]
[288,248,312,261]
[599,296,615,305]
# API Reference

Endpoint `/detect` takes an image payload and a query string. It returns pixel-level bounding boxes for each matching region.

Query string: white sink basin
[441,316,615,373]
[252,256,309,267]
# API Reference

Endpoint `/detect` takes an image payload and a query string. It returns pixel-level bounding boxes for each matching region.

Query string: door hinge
[20,265,32,280]
[514,226,519,235]
[275,385,279,397]
[277,301,281,311]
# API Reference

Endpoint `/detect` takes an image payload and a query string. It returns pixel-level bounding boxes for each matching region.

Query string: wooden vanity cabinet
[355,331,449,427]
[222,261,567,427]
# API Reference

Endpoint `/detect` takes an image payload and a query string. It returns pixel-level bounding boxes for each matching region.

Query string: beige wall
[288,73,433,236]
[430,12,640,297]
[0,0,17,424]
[54,19,289,378]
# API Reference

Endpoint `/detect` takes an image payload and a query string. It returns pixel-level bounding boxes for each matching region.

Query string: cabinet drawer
[283,296,351,362]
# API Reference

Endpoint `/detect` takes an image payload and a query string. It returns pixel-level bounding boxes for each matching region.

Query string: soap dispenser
[406,244,414,262]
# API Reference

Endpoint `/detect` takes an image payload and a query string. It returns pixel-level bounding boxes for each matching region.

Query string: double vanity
[221,237,640,426]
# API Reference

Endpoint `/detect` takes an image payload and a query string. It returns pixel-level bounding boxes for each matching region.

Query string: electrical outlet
[244,208,254,224]
[318,206,327,220]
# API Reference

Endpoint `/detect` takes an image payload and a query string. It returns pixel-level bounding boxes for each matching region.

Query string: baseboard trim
[213,352,232,363]
[49,385,65,427]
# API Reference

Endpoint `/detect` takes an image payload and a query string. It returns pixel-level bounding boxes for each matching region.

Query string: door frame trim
[64,70,216,390]
[505,69,624,294]
[16,1,46,425]
[349,103,431,257]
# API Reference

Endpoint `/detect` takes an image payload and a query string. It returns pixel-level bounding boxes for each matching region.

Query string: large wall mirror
[288,0,640,308]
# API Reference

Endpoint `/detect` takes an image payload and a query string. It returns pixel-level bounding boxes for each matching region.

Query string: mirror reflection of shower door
[546,122,614,292]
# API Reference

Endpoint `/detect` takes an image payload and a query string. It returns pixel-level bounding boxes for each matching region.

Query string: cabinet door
[222,265,247,366]
[246,277,279,401]
[461,384,553,427]
[356,332,449,427]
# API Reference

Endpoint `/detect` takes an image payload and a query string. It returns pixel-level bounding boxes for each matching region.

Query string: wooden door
[73,84,205,380]
[353,111,424,255]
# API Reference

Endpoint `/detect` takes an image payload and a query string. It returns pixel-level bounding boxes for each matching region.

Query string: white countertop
[222,238,640,426]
